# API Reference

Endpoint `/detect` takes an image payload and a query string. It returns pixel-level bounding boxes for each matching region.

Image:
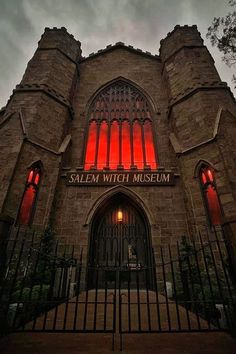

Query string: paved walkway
[1,290,236,353]
[1,331,236,353]
[22,290,209,332]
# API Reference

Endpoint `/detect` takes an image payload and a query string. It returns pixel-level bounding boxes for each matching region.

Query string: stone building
[0,25,236,276]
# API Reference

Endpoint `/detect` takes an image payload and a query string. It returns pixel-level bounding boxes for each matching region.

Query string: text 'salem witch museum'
[1,25,236,341]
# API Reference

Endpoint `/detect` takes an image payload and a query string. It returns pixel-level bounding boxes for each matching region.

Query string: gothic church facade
[0,25,236,269]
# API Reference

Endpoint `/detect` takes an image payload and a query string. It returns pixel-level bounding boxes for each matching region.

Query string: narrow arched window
[17,164,41,225]
[84,81,158,170]
[200,165,222,226]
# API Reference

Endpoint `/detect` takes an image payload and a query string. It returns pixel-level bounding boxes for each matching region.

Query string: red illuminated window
[84,81,157,170]
[200,166,222,226]
[17,165,41,225]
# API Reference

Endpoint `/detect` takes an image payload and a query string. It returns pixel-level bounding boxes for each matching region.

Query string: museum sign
[66,171,175,186]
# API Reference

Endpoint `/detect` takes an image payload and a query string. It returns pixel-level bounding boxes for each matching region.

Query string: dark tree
[206,0,236,86]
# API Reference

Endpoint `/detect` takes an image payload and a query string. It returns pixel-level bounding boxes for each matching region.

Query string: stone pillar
[0,27,81,228]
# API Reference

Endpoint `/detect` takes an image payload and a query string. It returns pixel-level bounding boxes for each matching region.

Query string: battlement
[80,41,159,62]
[160,25,204,62]
[38,27,82,62]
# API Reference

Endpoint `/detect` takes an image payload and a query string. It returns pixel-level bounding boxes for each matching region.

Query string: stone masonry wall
[1,25,236,267]
[52,46,189,260]
[0,113,23,212]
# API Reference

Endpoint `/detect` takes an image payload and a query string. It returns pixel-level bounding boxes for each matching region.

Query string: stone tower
[160,25,236,250]
[0,27,81,235]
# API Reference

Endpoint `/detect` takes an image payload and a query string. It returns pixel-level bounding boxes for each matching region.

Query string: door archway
[88,192,154,289]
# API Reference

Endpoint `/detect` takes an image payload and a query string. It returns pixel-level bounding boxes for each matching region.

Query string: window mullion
[119,121,122,167]
[141,121,147,168]
[85,82,157,171]
[130,121,134,168]
[106,122,111,168]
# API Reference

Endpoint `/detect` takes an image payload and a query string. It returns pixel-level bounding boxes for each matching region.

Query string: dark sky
[0,0,235,107]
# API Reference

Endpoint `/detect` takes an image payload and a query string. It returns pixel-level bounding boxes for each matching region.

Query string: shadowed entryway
[87,193,154,289]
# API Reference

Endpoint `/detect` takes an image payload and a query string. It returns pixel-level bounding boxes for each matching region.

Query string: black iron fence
[0,226,236,351]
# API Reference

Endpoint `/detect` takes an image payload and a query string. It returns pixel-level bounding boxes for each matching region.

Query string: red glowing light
[144,121,157,169]
[34,172,40,185]
[85,121,97,170]
[110,120,119,169]
[97,121,108,169]
[122,121,131,169]
[18,185,36,225]
[201,171,207,185]
[207,169,214,182]
[206,185,222,225]
[133,121,143,169]
[28,170,34,183]
[85,83,159,171]
[84,119,157,170]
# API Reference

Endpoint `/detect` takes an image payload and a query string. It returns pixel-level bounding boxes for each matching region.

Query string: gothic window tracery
[200,165,222,226]
[17,164,41,225]
[84,81,157,170]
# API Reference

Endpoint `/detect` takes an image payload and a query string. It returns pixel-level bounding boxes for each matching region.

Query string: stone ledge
[168,83,235,116]
[6,84,74,119]
[169,81,228,105]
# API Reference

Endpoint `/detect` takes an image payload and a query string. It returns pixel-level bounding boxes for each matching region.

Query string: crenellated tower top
[38,27,82,62]
[160,25,204,62]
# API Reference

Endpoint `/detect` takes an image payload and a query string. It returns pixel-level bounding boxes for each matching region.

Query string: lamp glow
[117,210,123,222]
[207,169,213,182]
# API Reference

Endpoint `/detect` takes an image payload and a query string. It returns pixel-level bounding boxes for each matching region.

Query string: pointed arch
[85,77,159,115]
[83,79,158,170]
[84,185,154,227]
[87,185,155,289]
[194,159,217,178]
[196,160,223,226]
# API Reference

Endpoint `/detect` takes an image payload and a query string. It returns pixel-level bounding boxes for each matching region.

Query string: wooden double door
[88,194,154,288]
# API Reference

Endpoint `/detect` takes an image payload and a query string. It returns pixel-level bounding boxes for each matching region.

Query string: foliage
[11,284,50,303]
[176,236,228,323]
[42,226,55,255]
[2,228,57,330]
[32,226,56,285]
[206,0,236,86]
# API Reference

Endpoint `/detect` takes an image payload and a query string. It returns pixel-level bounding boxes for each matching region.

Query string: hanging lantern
[117,210,123,222]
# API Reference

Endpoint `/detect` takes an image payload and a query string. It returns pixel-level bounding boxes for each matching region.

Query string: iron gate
[0,227,117,348]
[118,227,236,349]
[0,226,236,351]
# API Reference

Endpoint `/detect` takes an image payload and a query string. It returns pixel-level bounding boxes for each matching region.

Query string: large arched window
[84,81,157,170]
[17,164,41,225]
[200,165,222,226]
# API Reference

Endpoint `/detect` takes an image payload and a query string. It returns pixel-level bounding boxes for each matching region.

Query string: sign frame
[66,171,175,186]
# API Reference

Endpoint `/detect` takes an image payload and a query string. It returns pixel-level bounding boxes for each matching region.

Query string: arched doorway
[87,193,154,289]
